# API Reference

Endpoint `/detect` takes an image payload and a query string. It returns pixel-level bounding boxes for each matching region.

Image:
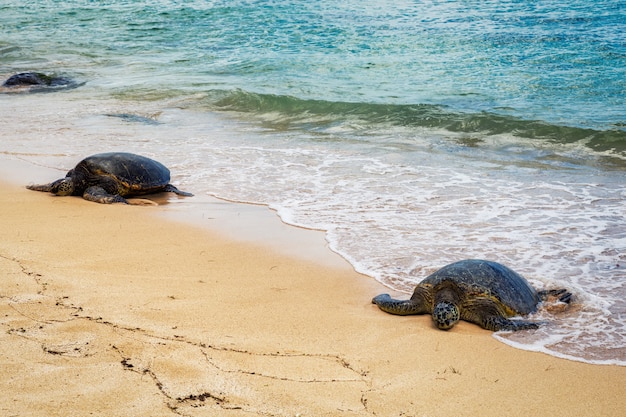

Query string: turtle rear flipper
[83,186,128,204]
[538,288,572,304]
[164,184,193,197]
[127,198,159,206]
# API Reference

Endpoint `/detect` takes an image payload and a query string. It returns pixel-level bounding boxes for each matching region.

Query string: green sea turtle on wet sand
[27,152,193,204]
[372,259,571,331]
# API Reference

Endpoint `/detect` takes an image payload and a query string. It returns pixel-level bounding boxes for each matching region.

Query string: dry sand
[1,157,624,417]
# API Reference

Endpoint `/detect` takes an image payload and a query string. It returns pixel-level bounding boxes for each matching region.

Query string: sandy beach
[1,157,624,417]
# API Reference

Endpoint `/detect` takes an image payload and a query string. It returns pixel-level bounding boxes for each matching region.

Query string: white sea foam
[2,93,625,365]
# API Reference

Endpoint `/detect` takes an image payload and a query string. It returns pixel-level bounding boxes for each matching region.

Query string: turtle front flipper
[27,178,64,193]
[372,294,429,316]
[481,315,541,332]
[462,298,541,331]
[83,186,128,204]
[27,183,55,192]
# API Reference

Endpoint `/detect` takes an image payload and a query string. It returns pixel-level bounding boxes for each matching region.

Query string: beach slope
[1,169,624,416]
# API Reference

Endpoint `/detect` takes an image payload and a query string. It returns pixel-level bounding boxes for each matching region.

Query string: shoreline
[1,156,625,416]
[3,155,350,269]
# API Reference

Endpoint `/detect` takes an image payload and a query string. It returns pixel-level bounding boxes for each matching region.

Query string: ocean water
[1,0,625,365]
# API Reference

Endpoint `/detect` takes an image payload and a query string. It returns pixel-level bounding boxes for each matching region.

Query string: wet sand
[1,156,624,416]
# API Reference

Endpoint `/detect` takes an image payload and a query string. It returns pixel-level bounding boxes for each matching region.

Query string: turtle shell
[420,259,540,315]
[77,152,171,195]
[2,72,79,90]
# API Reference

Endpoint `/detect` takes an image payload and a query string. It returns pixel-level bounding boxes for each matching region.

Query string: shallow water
[1,0,625,365]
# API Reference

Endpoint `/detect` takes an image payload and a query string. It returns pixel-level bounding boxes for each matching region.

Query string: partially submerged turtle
[372,259,571,331]
[2,72,80,92]
[27,152,193,204]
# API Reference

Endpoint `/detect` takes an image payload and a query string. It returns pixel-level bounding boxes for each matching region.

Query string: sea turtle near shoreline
[2,72,80,92]
[27,152,193,204]
[372,259,571,331]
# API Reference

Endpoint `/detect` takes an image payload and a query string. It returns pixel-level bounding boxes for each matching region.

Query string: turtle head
[432,302,460,330]
[50,178,75,196]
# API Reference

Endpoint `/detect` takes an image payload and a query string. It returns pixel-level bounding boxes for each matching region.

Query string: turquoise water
[1,0,625,364]
[3,1,626,132]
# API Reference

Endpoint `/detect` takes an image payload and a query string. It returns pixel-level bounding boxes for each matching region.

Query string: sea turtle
[2,72,79,91]
[27,152,193,204]
[372,259,571,331]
